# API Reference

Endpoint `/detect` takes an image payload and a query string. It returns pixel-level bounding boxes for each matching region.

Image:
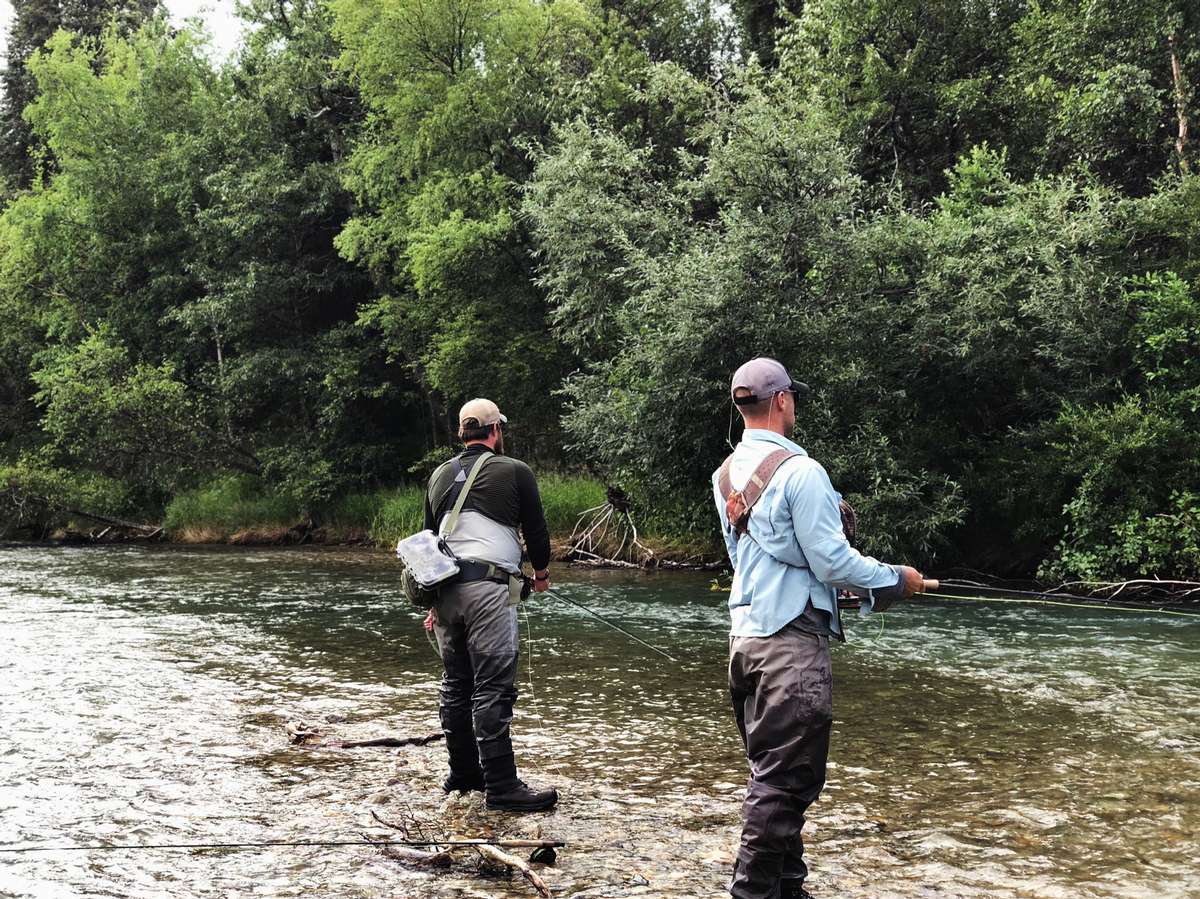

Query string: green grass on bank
[163,474,608,546]
[366,475,605,545]
[163,476,303,537]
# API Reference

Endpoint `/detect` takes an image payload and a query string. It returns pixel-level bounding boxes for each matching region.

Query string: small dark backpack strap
[721,448,799,539]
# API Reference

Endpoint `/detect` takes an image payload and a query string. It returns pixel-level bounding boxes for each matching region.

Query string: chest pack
[718,448,799,540]
[395,452,493,607]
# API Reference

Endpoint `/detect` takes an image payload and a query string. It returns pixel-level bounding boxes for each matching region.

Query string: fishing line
[424,618,441,657]
[544,587,679,662]
[519,602,565,776]
[0,838,566,855]
[939,579,1176,604]
[923,590,1200,619]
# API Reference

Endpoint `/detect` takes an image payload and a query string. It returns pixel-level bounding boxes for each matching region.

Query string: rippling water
[1,546,1197,898]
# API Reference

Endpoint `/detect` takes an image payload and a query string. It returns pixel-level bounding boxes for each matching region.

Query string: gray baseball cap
[730,357,810,406]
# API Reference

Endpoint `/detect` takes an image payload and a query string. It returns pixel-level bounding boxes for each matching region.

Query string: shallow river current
[1,546,1198,898]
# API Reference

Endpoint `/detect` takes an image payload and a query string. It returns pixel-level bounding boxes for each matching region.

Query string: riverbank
[26,473,722,566]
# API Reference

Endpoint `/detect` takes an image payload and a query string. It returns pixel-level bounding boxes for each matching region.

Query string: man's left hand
[533,569,551,593]
[897,565,925,598]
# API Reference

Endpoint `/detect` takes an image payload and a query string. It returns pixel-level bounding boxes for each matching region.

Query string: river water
[1,545,1197,898]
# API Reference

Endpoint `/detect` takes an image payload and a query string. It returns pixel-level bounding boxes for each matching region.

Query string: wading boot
[482,748,558,811]
[485,779,559,812]
[442,770,486,793]
[780,880,814,899]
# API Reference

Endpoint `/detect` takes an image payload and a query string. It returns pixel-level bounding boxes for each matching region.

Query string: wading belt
[718,448,799,539]
[449,559,510,585]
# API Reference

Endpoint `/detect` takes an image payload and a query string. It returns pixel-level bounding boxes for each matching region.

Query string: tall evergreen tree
[1,0,158,190]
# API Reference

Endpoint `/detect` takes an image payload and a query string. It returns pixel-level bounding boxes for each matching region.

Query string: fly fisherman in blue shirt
[713,357,927,899]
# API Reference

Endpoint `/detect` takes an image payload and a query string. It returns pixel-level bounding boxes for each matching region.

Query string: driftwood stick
[285,721,444,748]
[363,834,453,867]
[369,816,564,850]
[380,844,454,866]
[336,733,443,749]
[471,841,552,898]
[569,502,609,540]
[370,809,413,836]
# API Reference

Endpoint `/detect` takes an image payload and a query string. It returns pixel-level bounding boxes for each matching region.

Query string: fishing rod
[0,837,566,854]
[543,587,679,663]
[922,582,1200,619]
[942,579,1145,602]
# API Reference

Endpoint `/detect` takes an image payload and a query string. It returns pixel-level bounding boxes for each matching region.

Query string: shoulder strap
[721,448,799,538]
[740,448,798,511]
[718,456,734,502]
[442,451,493,538]
[719,449,798,504]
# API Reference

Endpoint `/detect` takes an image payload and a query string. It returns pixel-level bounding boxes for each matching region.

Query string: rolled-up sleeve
[787,461,899,607]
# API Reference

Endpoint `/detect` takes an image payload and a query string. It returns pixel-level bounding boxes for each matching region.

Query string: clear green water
[1,546,1197,897]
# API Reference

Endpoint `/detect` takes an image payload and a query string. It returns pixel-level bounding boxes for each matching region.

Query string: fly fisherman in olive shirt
[423,398,557,812]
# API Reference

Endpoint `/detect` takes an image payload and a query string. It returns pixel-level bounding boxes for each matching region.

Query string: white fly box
[395,529,459,588]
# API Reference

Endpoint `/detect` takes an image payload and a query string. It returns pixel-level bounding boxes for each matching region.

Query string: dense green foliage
[2,0,1199,580]
[163,472,604,546]
[1,0,159,191]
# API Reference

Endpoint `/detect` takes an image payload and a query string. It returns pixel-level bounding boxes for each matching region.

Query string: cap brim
[791,381,811,398]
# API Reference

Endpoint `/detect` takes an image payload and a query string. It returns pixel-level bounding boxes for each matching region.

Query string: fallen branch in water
[362,834,453,867]
[471,840,552,898]
[337,734,444,749]
[285,721,444,748]
[369,808,559,898]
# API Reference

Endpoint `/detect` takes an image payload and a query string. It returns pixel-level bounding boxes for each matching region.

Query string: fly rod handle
[923,579,940,592]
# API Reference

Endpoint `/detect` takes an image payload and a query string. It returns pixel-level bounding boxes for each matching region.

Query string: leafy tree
[778,0,1027,201]
[1046,272,1200,580]
[528,71,966,558]
[1,0,159,190]
[1007,0,1200,192]
[780,0,1199,201]
[0,23,227,511]
[605,0,734,75]
[1,7,396,514]
[328,0,611,461]
[731,0,803,67]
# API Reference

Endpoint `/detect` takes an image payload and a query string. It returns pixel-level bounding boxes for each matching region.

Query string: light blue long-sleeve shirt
[712,429,901,638]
